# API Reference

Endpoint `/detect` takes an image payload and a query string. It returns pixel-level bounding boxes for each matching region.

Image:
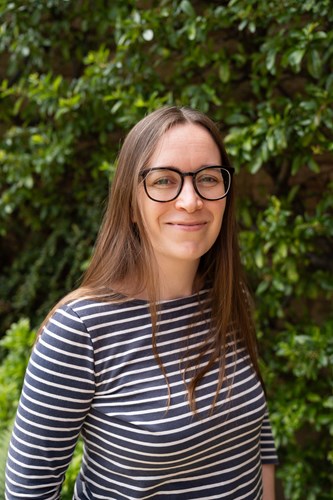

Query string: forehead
[149,123,221,168]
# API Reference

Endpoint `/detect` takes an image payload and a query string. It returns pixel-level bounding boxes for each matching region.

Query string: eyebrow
[146,164,224,170]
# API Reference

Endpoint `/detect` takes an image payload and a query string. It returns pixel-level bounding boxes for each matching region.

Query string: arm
[5,305,95,499]
[260,409,278,500]
[262,463,276,500]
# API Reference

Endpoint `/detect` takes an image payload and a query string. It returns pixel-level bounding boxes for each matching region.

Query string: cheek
[133,188,145,224]
[136,195,159,236]
[215,200,226,227]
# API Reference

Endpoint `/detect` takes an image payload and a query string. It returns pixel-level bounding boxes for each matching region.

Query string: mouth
[167,221,207,230]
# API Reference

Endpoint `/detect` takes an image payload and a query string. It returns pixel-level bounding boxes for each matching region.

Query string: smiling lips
[167,221,207,231]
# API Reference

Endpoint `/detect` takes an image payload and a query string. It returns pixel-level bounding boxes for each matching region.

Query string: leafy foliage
[0,0,332,498]
[0,423,13,500]
[0,319,35,429]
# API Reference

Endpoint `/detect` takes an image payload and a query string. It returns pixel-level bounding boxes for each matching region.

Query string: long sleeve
[5,305,95,500]
[6,292,280,499]
[260,409,279,464]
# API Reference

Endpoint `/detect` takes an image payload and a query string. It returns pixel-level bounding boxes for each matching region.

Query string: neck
[117,259,202,302]
[155,258,201,300]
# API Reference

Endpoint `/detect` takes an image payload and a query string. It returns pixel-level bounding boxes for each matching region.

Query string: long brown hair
[39,106,261,413]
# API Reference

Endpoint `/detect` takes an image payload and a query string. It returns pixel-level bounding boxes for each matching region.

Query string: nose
[174,177,203,212]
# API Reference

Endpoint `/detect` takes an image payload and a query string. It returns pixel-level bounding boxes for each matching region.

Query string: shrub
[0,319,35,430]
[0,1,332,497]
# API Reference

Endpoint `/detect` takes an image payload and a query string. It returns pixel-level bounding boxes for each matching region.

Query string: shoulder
[35,301,98,367]
[63,297,150,332]
[39,302,92,347]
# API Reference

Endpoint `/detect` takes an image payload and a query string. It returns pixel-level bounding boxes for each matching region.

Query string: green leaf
[255,248,264,268]
[288,48,305,71]
[307,49,322,78]
[249,156,262,174]
[308,157,320,172]
[266,49,277,74]
[218,60,230,83]
[179,0,195,16]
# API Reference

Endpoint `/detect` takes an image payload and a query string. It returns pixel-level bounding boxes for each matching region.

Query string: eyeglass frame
[140,165,235,203]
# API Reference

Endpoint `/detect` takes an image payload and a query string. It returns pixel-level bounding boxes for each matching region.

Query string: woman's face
[137,123,226,273]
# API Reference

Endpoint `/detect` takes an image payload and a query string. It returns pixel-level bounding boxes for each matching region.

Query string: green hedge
[0,1,332,498]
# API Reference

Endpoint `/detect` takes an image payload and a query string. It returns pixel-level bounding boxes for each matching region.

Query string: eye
[147,170,179,189]
[154,176,174,186]
[197,170,222,186]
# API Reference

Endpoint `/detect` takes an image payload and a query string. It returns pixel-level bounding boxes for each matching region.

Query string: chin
[176,246,209,261]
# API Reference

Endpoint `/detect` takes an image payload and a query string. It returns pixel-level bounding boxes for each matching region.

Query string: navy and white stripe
[6,289,278,499]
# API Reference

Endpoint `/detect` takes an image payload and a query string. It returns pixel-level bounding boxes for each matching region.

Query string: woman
[5,106,278,499]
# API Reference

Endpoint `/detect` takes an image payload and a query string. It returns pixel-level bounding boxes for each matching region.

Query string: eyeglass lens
[144,167,231,202]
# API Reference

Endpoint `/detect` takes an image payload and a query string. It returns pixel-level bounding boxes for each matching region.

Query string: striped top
[5,289,278,499]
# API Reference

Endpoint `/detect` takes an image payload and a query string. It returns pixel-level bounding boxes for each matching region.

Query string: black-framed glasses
[140,166,235,202]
